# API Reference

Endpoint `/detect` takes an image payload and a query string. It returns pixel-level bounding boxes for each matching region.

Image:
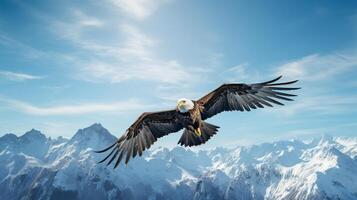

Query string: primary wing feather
[95,110,183,168]
[198,76,300,120]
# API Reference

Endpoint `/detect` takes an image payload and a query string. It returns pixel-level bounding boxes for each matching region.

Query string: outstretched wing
[198,76,300,120]
[95,110,183,168]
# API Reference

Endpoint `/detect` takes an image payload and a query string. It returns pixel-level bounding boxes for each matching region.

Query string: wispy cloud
[225,63,249,79]
[8,3,194,85]
[222,63,263,83]
[272,94,357,115]
[268,51,357,116]
[0,34,45,59]
[0,70,42,81]
[111,0,170,20]
[51,11,194,84]
[276,52,357,81]
[155,84,202,103]
[0,97,148,116]
[78,24,193,84]
[52,10,104,43]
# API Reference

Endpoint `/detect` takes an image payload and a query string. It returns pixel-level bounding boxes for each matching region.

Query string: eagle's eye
[183,100,186,103]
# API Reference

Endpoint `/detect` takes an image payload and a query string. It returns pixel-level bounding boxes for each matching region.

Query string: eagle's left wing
[197,76,300,120]
[95,110,183,168]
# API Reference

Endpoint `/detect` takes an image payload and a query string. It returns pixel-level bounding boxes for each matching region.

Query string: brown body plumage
[95,76,300,168]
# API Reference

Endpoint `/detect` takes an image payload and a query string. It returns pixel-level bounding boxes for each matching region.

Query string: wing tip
[259,75,283,85]
[93,141,117,153]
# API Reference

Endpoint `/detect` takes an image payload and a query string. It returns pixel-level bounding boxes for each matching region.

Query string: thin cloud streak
[0,70,43,81]
[0,98,149,116]
[272,94,357,116]
[276,53,357,81]
[222,63,263,83]
[0,34,45,59]
[51,10,104,43]
[111,0,170,20]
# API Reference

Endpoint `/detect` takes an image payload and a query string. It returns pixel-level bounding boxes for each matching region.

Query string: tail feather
[178,122,219,147]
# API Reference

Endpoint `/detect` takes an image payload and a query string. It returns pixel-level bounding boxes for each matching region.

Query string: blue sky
[0,0,357,148]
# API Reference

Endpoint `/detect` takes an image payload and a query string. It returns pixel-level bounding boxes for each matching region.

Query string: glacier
[0,123,356,200]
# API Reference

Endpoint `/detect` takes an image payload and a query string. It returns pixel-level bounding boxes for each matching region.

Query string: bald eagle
[95,76,300,168]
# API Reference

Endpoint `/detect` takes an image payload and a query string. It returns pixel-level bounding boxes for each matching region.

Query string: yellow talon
[194,128,202,137]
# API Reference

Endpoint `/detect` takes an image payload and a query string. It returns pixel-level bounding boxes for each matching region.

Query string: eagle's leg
[194,128,202,137]
[193,120,202,137]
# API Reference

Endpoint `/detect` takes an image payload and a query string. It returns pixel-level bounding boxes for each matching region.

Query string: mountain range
[0,123,356,200]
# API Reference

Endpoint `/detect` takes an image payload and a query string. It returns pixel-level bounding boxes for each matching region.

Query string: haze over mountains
[0,123,356,200]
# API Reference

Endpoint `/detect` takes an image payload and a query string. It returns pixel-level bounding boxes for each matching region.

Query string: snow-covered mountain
[0,123,356,200]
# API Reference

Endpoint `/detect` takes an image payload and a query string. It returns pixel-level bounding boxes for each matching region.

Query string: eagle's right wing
[198,76,300,120]
[95,110,183,168]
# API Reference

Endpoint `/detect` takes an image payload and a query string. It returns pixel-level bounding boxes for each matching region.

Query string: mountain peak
[308,134,334,147]
[73,123,108,137]
[0,133,18,143]
[20,129,47,142]
[321,134,333,141]
[24,128,42,135]
[87,123,104,130]
[317,134,334,146]
[70,123,116,147]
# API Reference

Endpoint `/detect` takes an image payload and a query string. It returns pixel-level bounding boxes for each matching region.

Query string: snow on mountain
[0,124,356,200]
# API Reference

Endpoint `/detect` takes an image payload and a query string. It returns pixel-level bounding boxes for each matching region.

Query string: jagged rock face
[0,124,356,200]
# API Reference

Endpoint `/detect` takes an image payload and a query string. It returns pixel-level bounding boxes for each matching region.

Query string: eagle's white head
[177,98,194,113]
